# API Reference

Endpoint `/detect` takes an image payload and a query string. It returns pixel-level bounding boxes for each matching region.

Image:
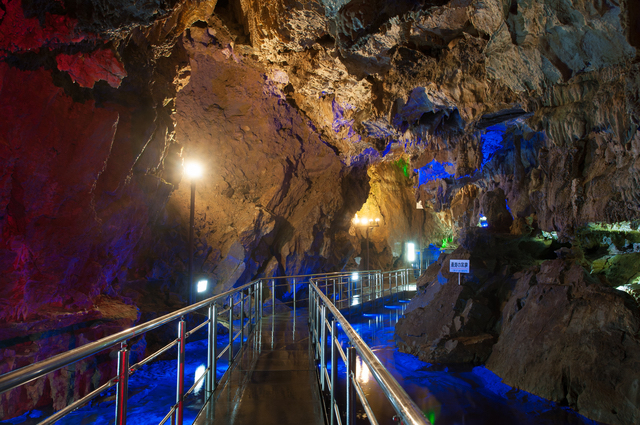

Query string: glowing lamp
[351,272,359,281]
[407,242,416,262]
[184,161,203,179]
[197,279,208,293]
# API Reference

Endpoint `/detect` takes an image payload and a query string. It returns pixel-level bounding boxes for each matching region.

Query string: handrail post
[320,305,326,391]
[271,279,275,315]
[348,276,352,307]
[115,341,129,425]
[346,346,356,425]
[229,302,234,365]
[293,278,296,315]
[332,278,336,303]
[207,304,217,396]
[260,279,264,319]
[309,284,314,326]
[176,318,186,425]
[240,290,245,346]
[248,287,252,332]
[330,320,337,425]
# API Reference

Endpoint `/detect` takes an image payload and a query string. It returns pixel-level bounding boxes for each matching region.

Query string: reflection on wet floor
[193,310,324,425]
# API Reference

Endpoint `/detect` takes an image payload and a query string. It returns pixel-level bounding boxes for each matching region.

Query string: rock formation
[1,0,640,423]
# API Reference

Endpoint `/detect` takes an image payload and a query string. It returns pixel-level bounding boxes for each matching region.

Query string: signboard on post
[449,260,469,273]
[449,259,469,285]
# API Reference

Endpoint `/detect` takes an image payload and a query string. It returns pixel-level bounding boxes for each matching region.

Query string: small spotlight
[351,272,359,281]
[479,215,488,228]
[184,161,203,179]
[197,279,208,293]
[375,218,380,223]
[407,242,415,262]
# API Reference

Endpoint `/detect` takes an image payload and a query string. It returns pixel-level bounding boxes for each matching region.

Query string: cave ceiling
[1,0,640,322]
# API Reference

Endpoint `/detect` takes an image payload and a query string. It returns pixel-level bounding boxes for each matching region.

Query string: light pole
[353,214,380,271]
[184,161,203,305]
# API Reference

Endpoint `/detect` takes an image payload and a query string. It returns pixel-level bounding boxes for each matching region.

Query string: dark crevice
[629,0,640,51]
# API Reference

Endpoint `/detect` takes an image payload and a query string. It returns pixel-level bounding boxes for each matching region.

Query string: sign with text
[449,259,469,273]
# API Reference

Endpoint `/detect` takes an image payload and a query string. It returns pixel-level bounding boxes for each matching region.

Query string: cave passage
[2,300,601,425]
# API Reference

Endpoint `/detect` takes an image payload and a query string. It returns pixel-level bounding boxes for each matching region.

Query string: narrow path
[193,309,325,425]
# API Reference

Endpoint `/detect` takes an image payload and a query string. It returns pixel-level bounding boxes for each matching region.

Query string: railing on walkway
[0,279,265,425]
[0,268,421,425]
[309,271,430,425]
[262,268,415,313]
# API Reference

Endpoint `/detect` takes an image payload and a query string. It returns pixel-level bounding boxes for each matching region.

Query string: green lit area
[394,158,410,179]
[442,237,453,249]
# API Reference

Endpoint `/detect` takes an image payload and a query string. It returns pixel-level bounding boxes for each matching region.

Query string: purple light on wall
[332,99,357,139]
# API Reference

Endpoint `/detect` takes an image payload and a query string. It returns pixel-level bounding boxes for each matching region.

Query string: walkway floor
[193,309,325,425]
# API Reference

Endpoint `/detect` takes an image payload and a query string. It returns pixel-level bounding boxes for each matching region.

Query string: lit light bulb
[375,218,380,222]
[184,161,203,179]
[353,214,360,225]
[197,279,208,293]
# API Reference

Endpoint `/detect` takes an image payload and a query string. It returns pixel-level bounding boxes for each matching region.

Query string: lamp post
[353,214,380,271]
[184,161,203,305]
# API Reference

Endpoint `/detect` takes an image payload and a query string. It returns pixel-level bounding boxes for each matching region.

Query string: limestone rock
[487,260,640,425]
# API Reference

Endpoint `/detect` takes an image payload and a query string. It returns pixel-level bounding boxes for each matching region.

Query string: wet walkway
[193,309,324,425]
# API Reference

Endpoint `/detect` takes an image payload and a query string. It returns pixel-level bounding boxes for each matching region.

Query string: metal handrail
[309,270,429,425]
[0,278,263,425]
[0,267,420,425]
[0,279,254,395]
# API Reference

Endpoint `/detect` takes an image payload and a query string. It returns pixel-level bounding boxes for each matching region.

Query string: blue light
[481,124,506,169]
[415,160,454,186]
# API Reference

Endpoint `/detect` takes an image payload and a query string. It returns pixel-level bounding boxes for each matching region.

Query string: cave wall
[2,0,640,422]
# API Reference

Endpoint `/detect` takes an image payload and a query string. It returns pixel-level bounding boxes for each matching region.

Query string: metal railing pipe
[0,280,256,395]
[115,342,129,425]
[175,318,186,425]
[310,281,430,425]
[330,320,337,425]
[346,346,356,425]
[207,303,217,395]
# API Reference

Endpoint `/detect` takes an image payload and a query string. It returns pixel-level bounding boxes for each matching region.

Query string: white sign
[449,259,469,273]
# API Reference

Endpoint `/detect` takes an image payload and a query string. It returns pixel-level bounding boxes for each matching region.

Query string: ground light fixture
[184,160,203,304]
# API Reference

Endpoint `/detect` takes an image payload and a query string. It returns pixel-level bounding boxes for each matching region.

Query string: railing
[309,271,429,425]
[313,269,414,311]
[0,267,421,425]
[0,279,264,425]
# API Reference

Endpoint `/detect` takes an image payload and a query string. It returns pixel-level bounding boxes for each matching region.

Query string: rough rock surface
[0,297,141,419]
[487,260,640,425]
[395,228,553,363]
[2,0,640,422]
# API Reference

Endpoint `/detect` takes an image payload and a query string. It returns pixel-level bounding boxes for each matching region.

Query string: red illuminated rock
[56,49,126,88]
